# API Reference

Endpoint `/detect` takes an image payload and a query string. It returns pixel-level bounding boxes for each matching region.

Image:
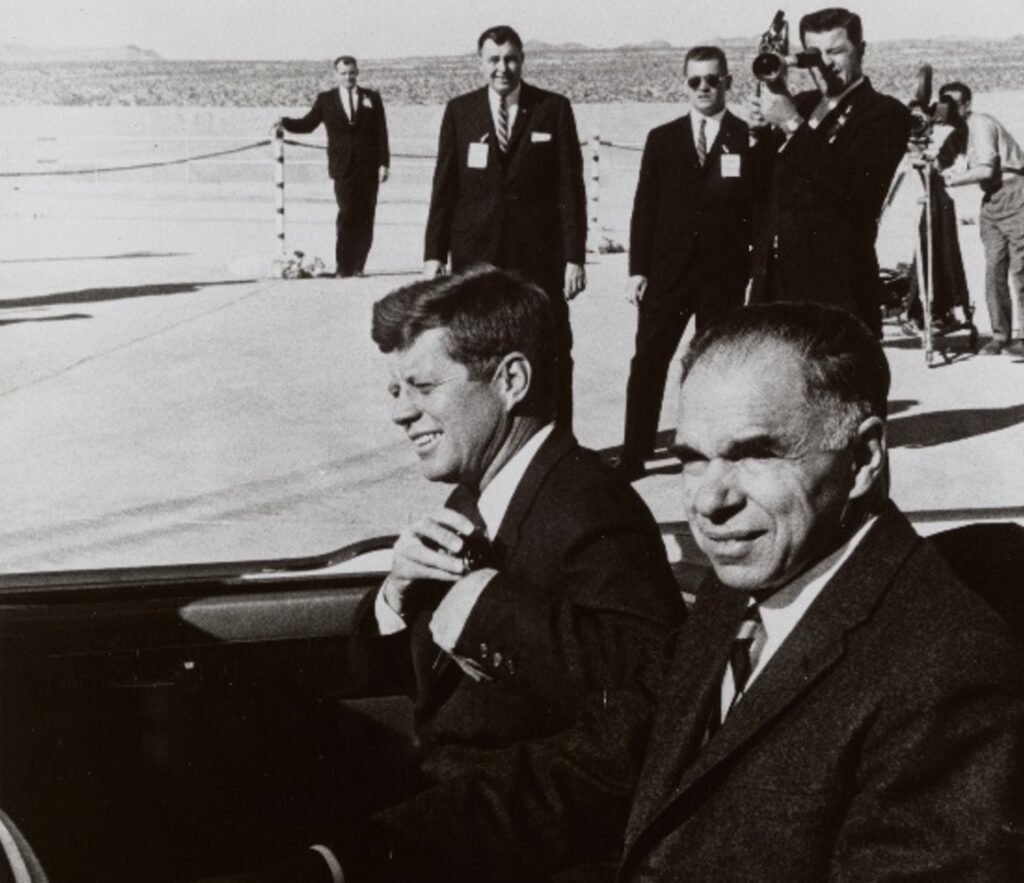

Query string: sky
[2,0,1023,60]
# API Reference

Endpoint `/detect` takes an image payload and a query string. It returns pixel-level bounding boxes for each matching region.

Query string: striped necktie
[497,94,510,153]
[696,117,707,167]
[705,602,765,740]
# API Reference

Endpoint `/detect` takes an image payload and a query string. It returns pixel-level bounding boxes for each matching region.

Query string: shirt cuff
[429,568,498,651]
[309,845,344,883]
[374,585,408,635]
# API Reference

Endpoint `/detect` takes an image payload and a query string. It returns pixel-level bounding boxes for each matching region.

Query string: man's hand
[564,262,587,300]
[382,508,477,616]
[746,98,769,132]
[626,275,648,306]
[269,119,284,137]
[379,166,390,184]
[423,259,447,278]
[753,90,803,132]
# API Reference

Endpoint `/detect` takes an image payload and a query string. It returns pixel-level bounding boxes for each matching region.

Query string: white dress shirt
[374,423,555,638]
[487,84,521,134]
[719,514,879,718]
[338,85,358,123]
[691,108,726,154]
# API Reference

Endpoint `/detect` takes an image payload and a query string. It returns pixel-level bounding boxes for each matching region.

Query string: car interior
[0,521,1020,882]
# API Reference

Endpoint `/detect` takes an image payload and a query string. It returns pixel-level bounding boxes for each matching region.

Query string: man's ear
[723,74,733,91]
[493,352,532,410]
[848,415,886,501]
[856,40,867,61]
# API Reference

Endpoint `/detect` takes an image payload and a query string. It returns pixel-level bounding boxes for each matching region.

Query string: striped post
[587,127,601,253]
[271,126,287,277]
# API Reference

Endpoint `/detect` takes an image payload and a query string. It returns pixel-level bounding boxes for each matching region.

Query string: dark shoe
[979,340,1004,355]
[612,458,645,482]
[1006,340,1024,357]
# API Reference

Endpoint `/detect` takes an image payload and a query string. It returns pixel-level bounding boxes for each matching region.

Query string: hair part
[680,303,890,450]
[333,55,358,69]
[684,45,728,75]
[477,25,524,53]
[372,265,556,417]
[939,80,972,105]
[799,7,863,47]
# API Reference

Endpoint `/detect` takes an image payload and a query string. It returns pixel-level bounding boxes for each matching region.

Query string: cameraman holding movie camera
[747,7,911,335]
[940,81,1024,356]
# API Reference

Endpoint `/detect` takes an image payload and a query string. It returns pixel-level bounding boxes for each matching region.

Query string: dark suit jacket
[355,504,1024,883]
[618,503,1024,881]
[749,79,911,333]
[347,429,684,766]
[423,83,587,291]
[629,111,752,320]
[281,86,389,180]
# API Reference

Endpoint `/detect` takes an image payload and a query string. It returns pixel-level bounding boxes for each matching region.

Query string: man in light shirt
[747,7,911,334]
[423,25,587,425]
[617,45,753,481]
[275,56,390,277]
[940,80,1024,356]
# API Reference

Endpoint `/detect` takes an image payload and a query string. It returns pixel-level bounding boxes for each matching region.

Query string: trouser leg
[622,301,692,464]
[981,204,1012,341]
[334,176,378,275]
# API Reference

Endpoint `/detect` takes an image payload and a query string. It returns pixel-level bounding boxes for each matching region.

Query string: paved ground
[1,155,1022,573]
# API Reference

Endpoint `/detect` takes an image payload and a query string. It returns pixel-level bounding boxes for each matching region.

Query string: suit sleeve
[424,102,459,263]
[781,103,911,224]
[280,93,325,135]
[451,478,685,704]
[829,628,1024,880]
[556,98,588,265]
[376,92,390,168]
[340,586,418,699]
[628,130,659,277]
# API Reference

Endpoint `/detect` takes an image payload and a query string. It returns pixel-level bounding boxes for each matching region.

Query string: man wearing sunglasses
[747,7,910,335]
[617,46,753,481]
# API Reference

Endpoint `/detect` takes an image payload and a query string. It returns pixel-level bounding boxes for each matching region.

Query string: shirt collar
[489,84,521,111]
[692,107,727,125]
[756,513,879,641]
[476,423,554,538]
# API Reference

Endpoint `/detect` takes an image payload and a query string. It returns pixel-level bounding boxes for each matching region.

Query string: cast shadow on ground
[0,280,257,309]
[0,313,91,326]
[0,251,189,265]
[887,404,1024,449]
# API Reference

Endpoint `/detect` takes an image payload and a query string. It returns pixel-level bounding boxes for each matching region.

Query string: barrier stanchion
[272,127,287,277]
[587,128,601,253]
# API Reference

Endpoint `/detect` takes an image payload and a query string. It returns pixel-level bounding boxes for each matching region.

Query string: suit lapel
[676,114,699,171]
[493,428,576,559]
[624,582,746,847]
[624,504,922,861]
[504,82,536,158]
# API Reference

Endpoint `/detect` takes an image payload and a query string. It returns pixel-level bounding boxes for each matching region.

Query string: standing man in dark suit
[748,8,911,334]
[251,306,1021,883]
[276,56,390,277]
[423,25,587,424]
[618,45,752,480]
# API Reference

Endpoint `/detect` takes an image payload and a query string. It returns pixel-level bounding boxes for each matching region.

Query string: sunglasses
[687,74,725,90]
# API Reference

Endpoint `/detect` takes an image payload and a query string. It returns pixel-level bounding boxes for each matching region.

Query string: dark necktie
[497,94,510,153]
[705,602,765,741]
[696,117,707,167]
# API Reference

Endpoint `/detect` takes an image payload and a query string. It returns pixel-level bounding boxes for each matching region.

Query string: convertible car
[1,514,1021,882]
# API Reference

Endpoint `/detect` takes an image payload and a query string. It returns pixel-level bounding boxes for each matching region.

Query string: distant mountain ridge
[0,44,163,63]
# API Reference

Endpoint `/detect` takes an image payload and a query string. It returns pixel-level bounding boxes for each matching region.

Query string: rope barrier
[0,139,272,179]
[0,136,642,180]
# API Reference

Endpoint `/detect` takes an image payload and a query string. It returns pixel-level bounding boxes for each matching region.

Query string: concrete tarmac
[2,243,1022,573]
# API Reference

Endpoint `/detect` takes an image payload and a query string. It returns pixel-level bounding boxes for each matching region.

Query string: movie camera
[905,64,963,152]
[752,10,832,94]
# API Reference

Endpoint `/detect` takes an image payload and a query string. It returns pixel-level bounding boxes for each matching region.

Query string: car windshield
[2,60,1023,575]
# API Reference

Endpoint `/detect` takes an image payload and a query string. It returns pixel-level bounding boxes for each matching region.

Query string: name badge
[721,154,742,178]
[467,142,489,169]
